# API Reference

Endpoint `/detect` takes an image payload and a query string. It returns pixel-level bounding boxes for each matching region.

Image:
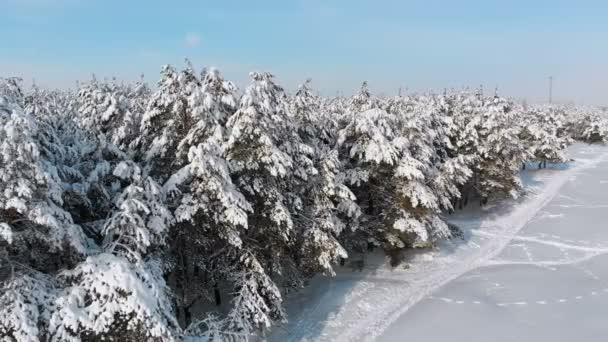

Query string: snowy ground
[269,143,608,342]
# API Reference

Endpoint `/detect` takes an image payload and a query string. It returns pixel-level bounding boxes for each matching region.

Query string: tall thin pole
[549,76,553,104]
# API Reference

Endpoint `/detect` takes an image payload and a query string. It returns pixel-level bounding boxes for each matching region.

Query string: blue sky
[1,0,607,104]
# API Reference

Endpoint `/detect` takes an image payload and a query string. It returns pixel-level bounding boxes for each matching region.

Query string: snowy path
[269,144,608,342]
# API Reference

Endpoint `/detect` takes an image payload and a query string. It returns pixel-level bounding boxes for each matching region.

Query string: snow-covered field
[269,143,608,342]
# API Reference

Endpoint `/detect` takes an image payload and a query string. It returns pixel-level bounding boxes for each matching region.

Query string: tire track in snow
[474,231,608,254]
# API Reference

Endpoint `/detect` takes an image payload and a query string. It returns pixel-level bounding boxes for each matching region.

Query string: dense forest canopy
[1,64,607,341]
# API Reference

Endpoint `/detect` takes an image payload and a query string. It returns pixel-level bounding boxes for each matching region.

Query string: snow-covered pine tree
[290,79,322,144]
[224,250,285,338]
[0,79,91,255]
[475,95,530,202]
[337,89,473,260]
[117,76,151,153]
[387,96,459,249]
[337,96,401,252]
[24,86,103,230]
[288,80,359,276]
[49,253,178,342]
[139,64,198,178]
[519,105,571,168]
[349,81,382,113]
[224,71,297,330]
[48,159,178,341]
[435,90,485,209]
[164,130,253,327]
[563,106,608,143]
[225,71,294,250]
[77,77,133,147]
[297,148,358,276]
[0,79,91,342]
[103,161,173,260]
[16,78,179,341]
[176,67,237,161]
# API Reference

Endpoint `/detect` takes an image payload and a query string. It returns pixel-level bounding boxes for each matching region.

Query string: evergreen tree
[139,65,197,177]
[224,71,297,329]
[475,95,530,202]
[0,79,90,342]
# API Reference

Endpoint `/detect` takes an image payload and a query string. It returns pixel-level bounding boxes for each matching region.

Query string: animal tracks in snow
[428,286,608,308]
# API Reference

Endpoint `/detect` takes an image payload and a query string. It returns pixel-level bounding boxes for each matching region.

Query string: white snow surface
[269,143,608,342]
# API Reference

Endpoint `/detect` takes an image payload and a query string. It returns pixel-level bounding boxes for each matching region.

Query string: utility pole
[548,76,553,104]
[398,87,402,97]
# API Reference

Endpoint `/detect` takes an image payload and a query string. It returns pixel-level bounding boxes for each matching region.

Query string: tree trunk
[266,258,273,277]
[175,236,191,327]
[172,298,179,323]
[184,306,192,326]
[214,282,222,306]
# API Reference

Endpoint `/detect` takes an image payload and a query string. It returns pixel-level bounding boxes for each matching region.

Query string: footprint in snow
[429,286,608,307]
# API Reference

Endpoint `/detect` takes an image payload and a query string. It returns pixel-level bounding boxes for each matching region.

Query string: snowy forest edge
[1,63,607,341]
